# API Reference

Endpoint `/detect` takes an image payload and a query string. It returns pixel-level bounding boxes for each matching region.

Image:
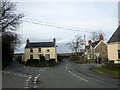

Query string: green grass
[92,66,120,76]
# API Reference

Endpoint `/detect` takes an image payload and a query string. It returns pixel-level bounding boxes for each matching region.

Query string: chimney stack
[53,38,56,46]
[26,39,30,44]
[99,35,104,41]
[53,38,56,43]
[88,40,92,45]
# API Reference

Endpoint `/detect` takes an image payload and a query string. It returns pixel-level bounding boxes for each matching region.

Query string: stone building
[85,35,108,60]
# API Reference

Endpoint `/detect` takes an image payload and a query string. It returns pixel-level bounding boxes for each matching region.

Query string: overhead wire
[21,18,112,35]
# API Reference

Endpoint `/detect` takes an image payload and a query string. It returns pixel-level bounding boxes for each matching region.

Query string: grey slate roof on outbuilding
[86,41,100,49]
[25,42,55,48]
[108,26,120,43]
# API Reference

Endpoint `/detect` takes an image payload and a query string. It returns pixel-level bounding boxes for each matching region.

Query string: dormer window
[30,48,33,53]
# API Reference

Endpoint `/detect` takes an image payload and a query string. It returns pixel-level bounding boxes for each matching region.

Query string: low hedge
[25,59,58,67]
[102,61,120,70]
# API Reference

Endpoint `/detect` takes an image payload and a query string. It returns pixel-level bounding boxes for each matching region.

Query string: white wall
[108,42,120,63]
[23,47,57,62]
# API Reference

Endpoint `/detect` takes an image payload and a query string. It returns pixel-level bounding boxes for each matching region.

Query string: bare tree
[66,35,84,55]
[90,30,106,42]
[1,0,24,69]
[0,1,24,33]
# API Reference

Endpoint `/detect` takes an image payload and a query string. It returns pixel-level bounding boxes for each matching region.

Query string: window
[38,48,41,52]
[47,49,50,52]
[45,54,50,60]
[30,48,33,53]
[118,50,120,59]
[30,55,33,59]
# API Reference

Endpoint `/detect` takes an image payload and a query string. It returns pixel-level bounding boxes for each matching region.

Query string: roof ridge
[92,40,100,44]
[30,42,53,43]
[108,26,120,43]
[25,41,55,48]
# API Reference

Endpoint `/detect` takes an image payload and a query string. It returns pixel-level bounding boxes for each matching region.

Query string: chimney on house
[26,39,30,44]
[88,40,92,45]
[53,38,56,43]
[53,38,56,46]
[99,35,104,41]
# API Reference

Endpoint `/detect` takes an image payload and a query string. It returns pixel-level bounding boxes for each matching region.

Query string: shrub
[25,60,58,67]
[76,59,95,64]
[68,55,80,61]
[102,60,120,70]
[57,56,63,62]
[26,59,40,64]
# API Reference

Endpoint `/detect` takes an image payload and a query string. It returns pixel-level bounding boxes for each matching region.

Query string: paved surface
[2,59,120,88]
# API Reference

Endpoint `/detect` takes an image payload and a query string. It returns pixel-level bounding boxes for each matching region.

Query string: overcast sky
[13,0,119,53]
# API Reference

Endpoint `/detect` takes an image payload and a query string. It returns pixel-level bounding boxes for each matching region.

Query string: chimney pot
[53,38,56,43]
[88,40,92,45]
[99,35,104,41]
[26,39,30,44]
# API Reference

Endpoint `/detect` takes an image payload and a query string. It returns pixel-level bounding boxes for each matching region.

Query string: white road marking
[33,67,48,88]
[2,71,29,78]
[2,71,32,88]
[66,66,68,69]
[24,76,32,88]
[39,69,42,71]
[3,67,48,88]
[66,64,68,69]
[68,70,88,82]
[24,66,43,71]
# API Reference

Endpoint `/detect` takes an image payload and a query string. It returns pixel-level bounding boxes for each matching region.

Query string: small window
[30,48,33,53]
[45,54,50,60]
[47,49,50,52]
[30,55,33,59]
[38,48,41,52]
[118,50,120,59]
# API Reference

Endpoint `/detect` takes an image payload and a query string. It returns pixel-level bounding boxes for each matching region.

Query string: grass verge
[92,66,120,77]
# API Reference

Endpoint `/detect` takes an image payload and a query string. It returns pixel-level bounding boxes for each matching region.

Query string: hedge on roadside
[102,60,120,70]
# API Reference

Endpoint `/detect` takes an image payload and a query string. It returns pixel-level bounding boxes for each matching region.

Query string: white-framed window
[47,49,50,52]
[118,50,120,59]
[30,48,33,53]
[30,55,33,59]
[38,48,41,52]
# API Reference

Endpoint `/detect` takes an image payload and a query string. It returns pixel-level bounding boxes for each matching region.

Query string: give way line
[32,67,49,88]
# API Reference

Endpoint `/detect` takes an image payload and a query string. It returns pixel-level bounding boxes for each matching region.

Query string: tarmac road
[2,59,120,88]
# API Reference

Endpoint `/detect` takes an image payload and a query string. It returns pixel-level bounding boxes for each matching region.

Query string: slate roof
[25,42,55,48]
[14,53,24,55]
[108,26,120,43]
[85,41,100,49]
